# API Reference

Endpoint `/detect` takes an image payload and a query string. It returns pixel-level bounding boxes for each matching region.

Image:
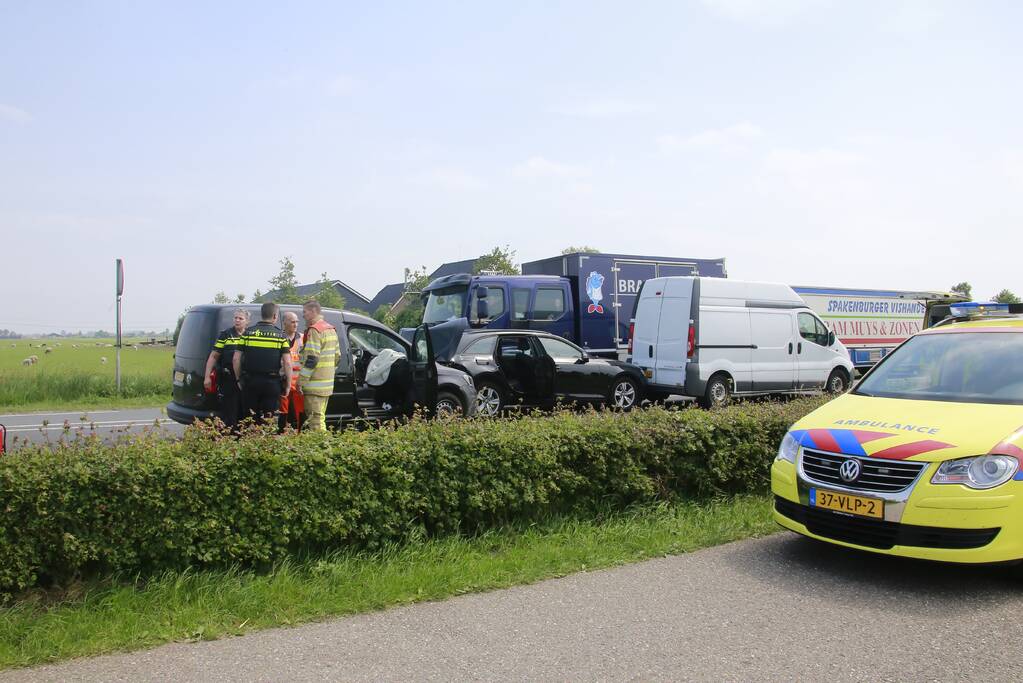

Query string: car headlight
[775,432,800,463]
[931,455,1018,489]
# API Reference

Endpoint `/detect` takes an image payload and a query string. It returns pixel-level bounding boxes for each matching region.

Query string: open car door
[410,324,439,417]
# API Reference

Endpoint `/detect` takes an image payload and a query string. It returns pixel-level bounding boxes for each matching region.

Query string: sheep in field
[29,355,38,363]
[22,358,32,366]
[44,348,52,354]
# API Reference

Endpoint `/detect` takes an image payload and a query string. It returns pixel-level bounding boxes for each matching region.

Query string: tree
[950,282,972,299]
[268,257,301,304]
[212,291,230,304]
[561,245,600,254]
[251,289,262,303]
[234,293,247,303]
[473,245,519,275]
[372,304,397,330]
[310,272,346,310]
[992,289,1021,304]
[403,266,431,293]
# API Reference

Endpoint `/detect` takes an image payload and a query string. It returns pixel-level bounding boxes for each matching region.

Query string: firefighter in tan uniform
[298,300,339,431]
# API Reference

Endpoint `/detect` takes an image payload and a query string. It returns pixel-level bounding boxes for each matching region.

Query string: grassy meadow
[0,338,174,411]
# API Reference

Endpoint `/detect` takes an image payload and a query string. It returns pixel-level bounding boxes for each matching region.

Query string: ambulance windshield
[854,332,1023,405]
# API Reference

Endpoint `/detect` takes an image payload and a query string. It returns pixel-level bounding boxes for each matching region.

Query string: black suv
[168,304,476,426]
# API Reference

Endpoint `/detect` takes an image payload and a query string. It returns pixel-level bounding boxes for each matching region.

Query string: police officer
[232,302,293,425]
[203,308,249,428]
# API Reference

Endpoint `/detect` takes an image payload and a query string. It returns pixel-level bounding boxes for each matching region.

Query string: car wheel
[609,376,640,411]
[699,374,731,409]
[826,368,850,395]
[436,391,464,418]
[475,381,504,417]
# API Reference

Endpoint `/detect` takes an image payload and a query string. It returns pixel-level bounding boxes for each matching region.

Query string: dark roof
[430,258,477,279]
[367,283,406,311]
[262,281,370,309]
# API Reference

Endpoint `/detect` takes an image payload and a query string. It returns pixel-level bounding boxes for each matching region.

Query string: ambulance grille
[800,449,927,493]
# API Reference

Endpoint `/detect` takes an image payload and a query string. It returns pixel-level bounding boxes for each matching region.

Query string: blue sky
[2,0,1021,332]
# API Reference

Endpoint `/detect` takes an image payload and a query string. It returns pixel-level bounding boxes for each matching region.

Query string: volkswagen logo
[839,459,862,483]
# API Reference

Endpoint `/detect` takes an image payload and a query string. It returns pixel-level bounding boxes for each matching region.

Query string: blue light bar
[949,302,1010,317]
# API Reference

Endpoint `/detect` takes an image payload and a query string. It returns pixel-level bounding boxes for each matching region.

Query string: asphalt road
[0,408,182,450]
[4,533,1022,682]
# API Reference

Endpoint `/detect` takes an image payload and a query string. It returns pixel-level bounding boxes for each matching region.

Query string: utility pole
[115,258,124,393]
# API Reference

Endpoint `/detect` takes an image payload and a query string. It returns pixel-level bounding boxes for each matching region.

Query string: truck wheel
[436,391,465,418]
[475,381,504,417]
[699,374,731,409]
[826,369,850,395]
[609,376,640,411]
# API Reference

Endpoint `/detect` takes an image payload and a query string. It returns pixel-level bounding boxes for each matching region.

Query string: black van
[168,304,477,426]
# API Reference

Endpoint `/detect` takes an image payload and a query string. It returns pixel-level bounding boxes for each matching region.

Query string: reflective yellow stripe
[242,338,287,349]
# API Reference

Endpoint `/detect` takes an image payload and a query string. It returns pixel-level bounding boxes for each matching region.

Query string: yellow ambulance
[772,305,1023,563]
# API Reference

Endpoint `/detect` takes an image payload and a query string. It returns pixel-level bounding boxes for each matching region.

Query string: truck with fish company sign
[791,286,965,372]
[418,252,726,357]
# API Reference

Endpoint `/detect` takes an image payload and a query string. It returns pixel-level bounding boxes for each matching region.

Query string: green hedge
[0,399,827,597]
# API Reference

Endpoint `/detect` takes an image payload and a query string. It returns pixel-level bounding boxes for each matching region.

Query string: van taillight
[628,323,635,354]
[687,325,695,358]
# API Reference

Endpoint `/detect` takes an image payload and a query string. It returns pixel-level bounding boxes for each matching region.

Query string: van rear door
[631,277,664,378]
[653,277,694,388]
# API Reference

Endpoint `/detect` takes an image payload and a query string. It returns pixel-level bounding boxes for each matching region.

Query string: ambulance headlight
[775,432,800,464]
[932,455,1018,489]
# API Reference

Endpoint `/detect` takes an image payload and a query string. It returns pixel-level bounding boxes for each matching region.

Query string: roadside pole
[115,258,124,394]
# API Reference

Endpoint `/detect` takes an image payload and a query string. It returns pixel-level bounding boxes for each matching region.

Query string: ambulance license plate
[810,488,883,519]
[173,371,185,385]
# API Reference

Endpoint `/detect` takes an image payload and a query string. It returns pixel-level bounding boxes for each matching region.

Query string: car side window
[348,326,407,355]
[470,287,506,322]
[498,336,533,358]
[533,288,566,321]
[463,336,497,357]
[512,289,530,321]
[798,313,828,347]
[814,317,830,346]
[538,337,582,361]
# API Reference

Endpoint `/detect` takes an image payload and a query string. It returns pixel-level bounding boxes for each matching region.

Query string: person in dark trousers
[203,308,250,429]
[233,302,293,426]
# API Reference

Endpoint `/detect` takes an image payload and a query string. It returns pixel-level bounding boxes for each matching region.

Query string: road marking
[0,410,123,418]
[5,419,175,433]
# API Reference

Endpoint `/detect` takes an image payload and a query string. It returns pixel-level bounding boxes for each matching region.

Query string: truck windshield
[853,332,1023,405]
[423,286,468,324]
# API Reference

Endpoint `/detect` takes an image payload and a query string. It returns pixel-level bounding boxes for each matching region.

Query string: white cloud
[658,122,762,153]
[700,0,833,25]
[550,98,655,119]
[513,156,591,179]
[0,104,31,124]
[759,146,867,196]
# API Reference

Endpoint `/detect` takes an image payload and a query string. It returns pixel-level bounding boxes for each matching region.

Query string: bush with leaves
[0,398,827,597]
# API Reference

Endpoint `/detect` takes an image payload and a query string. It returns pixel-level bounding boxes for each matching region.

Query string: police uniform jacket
[238,321,291,375]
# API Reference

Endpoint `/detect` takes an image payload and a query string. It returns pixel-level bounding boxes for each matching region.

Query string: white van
[630,277,854,408]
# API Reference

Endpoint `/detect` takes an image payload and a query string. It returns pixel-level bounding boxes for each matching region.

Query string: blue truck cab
[420,252,727,357]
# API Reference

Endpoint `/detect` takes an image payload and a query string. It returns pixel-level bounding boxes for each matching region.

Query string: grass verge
[0,494,777,670]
